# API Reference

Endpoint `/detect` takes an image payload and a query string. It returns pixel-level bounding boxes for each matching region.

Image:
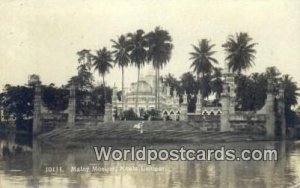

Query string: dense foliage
[0,29,299,131]
[0,85,34,121]
[42,85,69,111]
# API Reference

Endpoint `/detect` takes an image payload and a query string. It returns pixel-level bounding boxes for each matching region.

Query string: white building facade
[112,70,181,120]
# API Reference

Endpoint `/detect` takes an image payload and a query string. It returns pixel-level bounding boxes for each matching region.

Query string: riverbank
[38,121,268,143]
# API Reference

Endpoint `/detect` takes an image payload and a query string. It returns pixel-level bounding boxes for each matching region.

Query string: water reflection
[0,136,299,188]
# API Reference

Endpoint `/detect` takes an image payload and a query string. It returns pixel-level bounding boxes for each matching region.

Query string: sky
[0,0,299,94]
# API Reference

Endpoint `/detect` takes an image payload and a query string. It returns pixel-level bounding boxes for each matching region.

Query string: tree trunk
[103,75,106,103]
[135,67,140,116]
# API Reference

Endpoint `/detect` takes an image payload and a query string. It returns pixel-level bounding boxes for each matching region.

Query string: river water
[0,134,299,188]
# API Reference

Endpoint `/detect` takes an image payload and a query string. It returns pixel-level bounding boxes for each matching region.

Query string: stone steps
[38,124,266,144]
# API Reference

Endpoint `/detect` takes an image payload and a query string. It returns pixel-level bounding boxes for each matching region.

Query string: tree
[265,66,281,92]
[69,64,94,91]
[0,85,34,121]
[235,72,267,111]
[147,27,173,110]
[190,39,218,97]
[266,66,281,79]
[275,74,299,130]
[200,74,213,99]
[223,32,257,73]
[180,72,197,95]
[282,75,299,111]
[111,35,130,111]
[69,50,94,91]
[92,47,113,103]
[190,39,218,78]
[123,109,138,120]
[127,29,148,115]
[180,72,197,112]
[42,85,69,112]
[250,72,268,110]
[77,49,92,69]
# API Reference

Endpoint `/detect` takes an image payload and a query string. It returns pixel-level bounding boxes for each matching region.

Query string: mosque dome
[130,81,153,94]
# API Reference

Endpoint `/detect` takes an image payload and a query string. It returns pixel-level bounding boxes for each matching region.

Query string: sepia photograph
[0,0,299,187]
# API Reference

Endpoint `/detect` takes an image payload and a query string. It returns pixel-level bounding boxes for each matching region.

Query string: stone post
[220,87,230,132]
[31,138,41,187]
[104,103,113,122]
[196,91,202,113]
[67,83,76,126]
[180,91,188,121]
[112,84,118,119]
[227,73,236,114]
[279,84,286,139]
[265,79,275,139]
[33,82,42,135]
[219,63,236,132]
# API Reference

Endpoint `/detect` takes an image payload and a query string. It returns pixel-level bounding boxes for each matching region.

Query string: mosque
[111,69,181,120]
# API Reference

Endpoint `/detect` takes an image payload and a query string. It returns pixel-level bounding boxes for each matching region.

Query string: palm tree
[282,75,299,109]
[92,47,113,102]
[190,39,218,97]
[222,32,257,73]
[127,30,148,115]
[111,35,130,110]
[281,75,299,135]
[147,27,173,110]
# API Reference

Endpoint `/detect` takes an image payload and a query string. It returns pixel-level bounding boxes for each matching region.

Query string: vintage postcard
[0,0,299,187]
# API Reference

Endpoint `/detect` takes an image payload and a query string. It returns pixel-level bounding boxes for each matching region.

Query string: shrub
[123,109,139,120]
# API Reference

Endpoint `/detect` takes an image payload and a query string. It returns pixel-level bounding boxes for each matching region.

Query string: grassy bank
[38,121,267,143]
